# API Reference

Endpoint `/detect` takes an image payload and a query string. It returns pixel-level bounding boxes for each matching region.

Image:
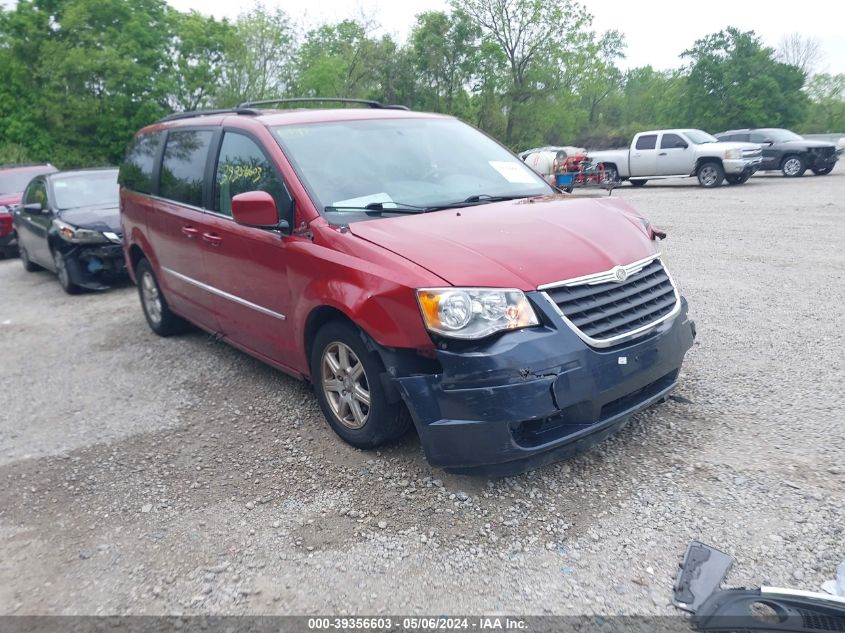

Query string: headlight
[724,148,742,160]
[416,288,540,339]
[53,219,109,244]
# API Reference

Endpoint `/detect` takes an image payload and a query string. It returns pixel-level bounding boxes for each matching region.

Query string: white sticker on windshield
[331,192,396,209]
[489,161,536,184]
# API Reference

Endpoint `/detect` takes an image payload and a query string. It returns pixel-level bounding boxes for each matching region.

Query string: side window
[750,133,767,143]
[213,132,292,221]
[24,179,47,207]
[119,133,162,194]
[160,130,214,207]
[660,133,685,149]
[635,135,657,150]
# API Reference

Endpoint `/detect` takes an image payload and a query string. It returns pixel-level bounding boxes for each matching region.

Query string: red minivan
[119,100,696,475]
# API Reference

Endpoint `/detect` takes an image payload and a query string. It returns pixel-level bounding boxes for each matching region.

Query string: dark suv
[119,99,695,475]
[714,128,837,177]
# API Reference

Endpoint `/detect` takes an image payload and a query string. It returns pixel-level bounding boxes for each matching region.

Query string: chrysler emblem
[612,266,628,282]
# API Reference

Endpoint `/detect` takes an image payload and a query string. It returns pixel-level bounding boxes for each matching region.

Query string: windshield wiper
[423,193,534,211]
[324,202,427,215]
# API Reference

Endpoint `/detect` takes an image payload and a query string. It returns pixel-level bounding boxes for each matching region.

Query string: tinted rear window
[119,133,162,194]
[160,130,214,207]
[635,135,657,150]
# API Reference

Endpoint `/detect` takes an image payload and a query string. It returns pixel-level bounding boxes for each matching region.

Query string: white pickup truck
[589,129,763,188]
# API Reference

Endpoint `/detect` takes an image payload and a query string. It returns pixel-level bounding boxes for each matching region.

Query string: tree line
[1,0,843,168]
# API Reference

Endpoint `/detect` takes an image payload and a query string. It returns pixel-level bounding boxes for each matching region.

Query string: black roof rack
[157,107,261,123]
[237,97,410,111]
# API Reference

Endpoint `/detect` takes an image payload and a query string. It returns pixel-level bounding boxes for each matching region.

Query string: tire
[696,161,724,188]
[135,258,190,336]
[601,165,620,184]
[781,155,806,177]
[19,244,42,272]
[630,179,648,187]
[812,166,832,176]
[52,248,81,294]
[725,172,750,185]
[310,320,412,449]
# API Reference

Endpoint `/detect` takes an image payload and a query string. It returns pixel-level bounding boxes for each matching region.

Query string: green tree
[0,0,172,167]
[803,73,845,132]
[295,20,387,100]
[166,11,233,111]
[681,27,808,132]
[456,0,593,145]
[409,11,480,115]
[215,4,296,106]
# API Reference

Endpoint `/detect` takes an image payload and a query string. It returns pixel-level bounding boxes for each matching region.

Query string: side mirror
[23,202,43,213]
[231,191,291,232]
[675,141,689,149]
[763,139,774,146]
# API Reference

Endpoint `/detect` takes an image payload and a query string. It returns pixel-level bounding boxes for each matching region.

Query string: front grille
[799,608,845,632]
[544,257,678,345]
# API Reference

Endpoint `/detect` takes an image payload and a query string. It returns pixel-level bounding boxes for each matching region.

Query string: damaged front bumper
[395,293,696,475]
[60,243,128,290]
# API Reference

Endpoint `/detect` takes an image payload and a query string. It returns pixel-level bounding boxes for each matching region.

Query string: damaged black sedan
[14,168,125,294]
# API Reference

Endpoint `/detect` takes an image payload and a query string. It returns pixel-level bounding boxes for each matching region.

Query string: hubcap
[784,158,801,176]
[141,272,163,325]
[53,251,69,287]
[700,166,719,186]
[321,342,370,429]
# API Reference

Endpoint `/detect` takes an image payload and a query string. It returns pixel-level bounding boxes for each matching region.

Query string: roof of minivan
[0,163,55,173]
[140,107,447,135]
[48,167,118,179]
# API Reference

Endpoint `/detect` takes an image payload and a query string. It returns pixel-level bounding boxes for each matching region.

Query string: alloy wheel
[783,157,802,176]
[321,341,371,429]
[141,271,163,325]
[699,165,719,187]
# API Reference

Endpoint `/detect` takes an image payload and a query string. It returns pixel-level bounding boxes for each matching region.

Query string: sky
[165,0,845,74]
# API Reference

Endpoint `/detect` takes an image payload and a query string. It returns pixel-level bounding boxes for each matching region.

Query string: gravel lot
[0,172,843,616]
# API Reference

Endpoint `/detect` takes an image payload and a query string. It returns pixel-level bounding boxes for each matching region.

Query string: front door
[17,177,53,267]
[149,128,220,332]
[200,130,298,367]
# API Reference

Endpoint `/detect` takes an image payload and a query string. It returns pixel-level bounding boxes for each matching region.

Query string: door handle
[658,152,667,156]
[202,232,222,246]
[181,226,199,238]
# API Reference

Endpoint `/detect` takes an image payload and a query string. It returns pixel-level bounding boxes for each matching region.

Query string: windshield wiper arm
[422,194,535,212]
[324,202,427,215]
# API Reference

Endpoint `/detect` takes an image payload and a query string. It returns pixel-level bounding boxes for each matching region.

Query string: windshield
[762,129,804,142]
[53,171,119,209]
[272,118,552,220]
[0,167,55,195]
[684,130,719,144]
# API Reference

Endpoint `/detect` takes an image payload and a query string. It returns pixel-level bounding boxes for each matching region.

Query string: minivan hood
[347,197,657,290]
[58,205,121,234]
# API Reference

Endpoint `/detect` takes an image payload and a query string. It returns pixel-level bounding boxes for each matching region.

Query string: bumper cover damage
[60,243,127,290]
[396,293,696,475]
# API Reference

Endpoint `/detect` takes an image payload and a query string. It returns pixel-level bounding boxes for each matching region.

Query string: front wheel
[725,172,750,185]
[52,249,81,294]
[629,179,647,187]
[311,321,412,449]
[601,165,620,185]
[697,162,724,188]
[812,166,832,176]
[781,155,806,177]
